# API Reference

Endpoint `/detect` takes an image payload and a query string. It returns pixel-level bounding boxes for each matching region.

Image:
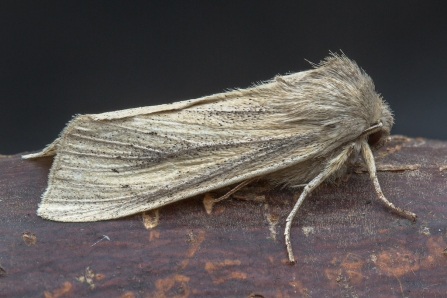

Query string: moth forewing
[23,53,415,263]
[26,94,328,222]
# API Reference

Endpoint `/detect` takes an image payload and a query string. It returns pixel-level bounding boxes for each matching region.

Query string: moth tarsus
[23,53,416,264]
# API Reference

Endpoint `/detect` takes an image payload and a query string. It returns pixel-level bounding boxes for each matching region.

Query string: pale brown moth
[23,53,416,263]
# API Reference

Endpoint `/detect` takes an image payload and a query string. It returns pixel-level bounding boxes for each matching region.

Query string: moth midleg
[213,177,258,203]
[285,144,354,264]
[361,141,417,220]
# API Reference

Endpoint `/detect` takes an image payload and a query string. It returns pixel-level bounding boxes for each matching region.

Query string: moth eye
[368,130,383,147]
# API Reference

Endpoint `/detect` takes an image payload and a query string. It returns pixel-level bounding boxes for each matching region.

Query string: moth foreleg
[285,144,354,264]
[361,141,417,221]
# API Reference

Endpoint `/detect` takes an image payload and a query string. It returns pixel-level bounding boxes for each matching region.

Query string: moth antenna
[361,121,383,137]
[361,141,417,221]
[285,144,354,264]
[213,177,258,203]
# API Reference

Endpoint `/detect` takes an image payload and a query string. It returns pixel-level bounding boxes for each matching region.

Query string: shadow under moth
[23,53,416,263]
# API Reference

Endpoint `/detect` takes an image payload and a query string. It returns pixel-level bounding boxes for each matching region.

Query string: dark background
[1,1,446,154]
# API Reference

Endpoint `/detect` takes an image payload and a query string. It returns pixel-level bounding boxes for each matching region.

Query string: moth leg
[361,141,417,220]
[285,144,354,264]
[214,177,258,203]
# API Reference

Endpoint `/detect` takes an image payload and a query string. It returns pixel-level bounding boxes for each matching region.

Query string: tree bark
[1,136,446,297]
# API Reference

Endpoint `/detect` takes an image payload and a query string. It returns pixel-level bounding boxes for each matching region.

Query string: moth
[23,54,416,263]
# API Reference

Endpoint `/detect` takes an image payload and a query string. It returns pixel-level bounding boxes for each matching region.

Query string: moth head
[367,99,393,149]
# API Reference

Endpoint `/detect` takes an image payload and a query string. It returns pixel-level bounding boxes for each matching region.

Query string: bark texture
[1,136,446,297]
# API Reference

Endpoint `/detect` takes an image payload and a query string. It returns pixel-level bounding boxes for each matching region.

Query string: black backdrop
[1,1,446,154]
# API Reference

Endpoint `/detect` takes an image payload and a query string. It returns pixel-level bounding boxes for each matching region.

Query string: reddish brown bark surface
[1,136,446,297]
